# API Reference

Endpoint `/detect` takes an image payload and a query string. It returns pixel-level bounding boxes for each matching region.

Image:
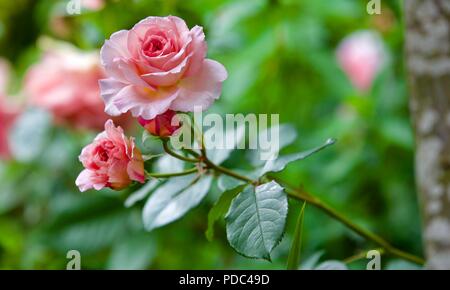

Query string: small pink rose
[99,16,228,120]
[336,30,386,92]
[76,119,145,192]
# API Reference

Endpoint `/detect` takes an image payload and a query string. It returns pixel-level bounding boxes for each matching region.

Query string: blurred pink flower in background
[82,0,105,11]
[0,58,20,159]
[336,30,386,92]
[99,16,227,120]
[25,39,130,131]
[76,119,145,192]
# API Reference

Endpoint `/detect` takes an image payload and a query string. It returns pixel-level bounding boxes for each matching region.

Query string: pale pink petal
[111,85,179,119]
[183,26,207,77]
[75,169,96,192]
[169,59,227,112]
[141,56,189,86]
[100,30,130,67]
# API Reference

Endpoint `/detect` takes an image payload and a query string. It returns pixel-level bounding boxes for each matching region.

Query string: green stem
[203,156,424,265]
[161,124,425,266]
[146,167,198,178]
[281,185,424,265]
[343,248,384,264]
[162,139,199,163]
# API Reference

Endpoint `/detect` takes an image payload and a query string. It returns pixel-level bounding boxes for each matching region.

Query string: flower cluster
[76,16,227,191]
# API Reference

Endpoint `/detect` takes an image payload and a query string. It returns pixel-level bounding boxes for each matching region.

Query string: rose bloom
[99,16,228,120]
[76,120,145,192]
[336,30,386,92]
[25,40,128,131]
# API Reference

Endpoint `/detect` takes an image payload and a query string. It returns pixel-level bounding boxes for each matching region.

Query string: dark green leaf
[225,181,288,260]
[142,175,213,231]
[286,202,306,270]
[206,184,248,241]
[257,138,336,177]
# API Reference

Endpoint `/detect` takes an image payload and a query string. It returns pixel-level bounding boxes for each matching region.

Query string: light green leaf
[225,181,288,260]
[125,179,160,208]
[9,107,51,162]
[250,124,298,167]
[206,184,248,241]
[218,173,247,192]
[142,175,213,231]
[205,122,246,165]
[155,154,185,173]
[315,260,348,270]
[287,202,306,270]
[257,138,336,177]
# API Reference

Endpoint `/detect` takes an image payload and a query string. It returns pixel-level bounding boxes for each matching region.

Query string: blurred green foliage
[0,0,422,269]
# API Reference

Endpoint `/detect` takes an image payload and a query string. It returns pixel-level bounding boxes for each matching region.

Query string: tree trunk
[405,0,450,269]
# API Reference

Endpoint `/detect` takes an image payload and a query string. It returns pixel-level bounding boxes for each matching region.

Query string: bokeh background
[0,0,423,269]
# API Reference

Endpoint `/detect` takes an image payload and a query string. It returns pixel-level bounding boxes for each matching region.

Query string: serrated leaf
[125,179,160,208]
[206,184,248,241]
[257,138,336,177]
[9,107,51,162]
[287,202,306,269]
[225,180,288,260]
[142,175,213,231]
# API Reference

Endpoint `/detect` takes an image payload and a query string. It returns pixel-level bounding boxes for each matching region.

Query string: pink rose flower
[336,30,386,92]
[99,16,228,120]
[138,109,181,137]
[76,120,145,192]
[25,40,129,131]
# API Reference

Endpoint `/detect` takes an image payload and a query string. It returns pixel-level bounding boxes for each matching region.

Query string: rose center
[143,35,168,57]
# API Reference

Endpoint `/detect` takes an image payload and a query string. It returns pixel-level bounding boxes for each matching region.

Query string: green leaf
[142,175,213,231]
[155,154,185,173]
[225,180,288,260]
[125,179,160,208]
[206,184,248,241]
[315,260,348,270]
[250,124,298,167]
[9,107,51,162]
[286,202,306,270]
[205,122,246,165]
[218,173,247,191]
[257,138,336,177]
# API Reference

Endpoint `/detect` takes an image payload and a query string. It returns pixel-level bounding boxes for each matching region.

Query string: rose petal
[169,59,227,112]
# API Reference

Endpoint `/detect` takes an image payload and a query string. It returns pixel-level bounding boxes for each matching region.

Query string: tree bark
[405,0,450,269]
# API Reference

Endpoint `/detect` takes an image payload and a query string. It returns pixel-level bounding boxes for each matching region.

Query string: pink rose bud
[99,16,228,120]
[75,120,145,192]
[138,110,181,138]
[336,30,386,92]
